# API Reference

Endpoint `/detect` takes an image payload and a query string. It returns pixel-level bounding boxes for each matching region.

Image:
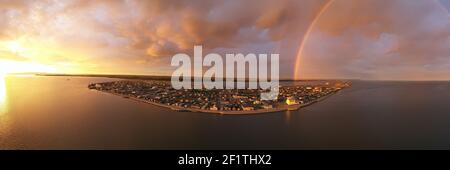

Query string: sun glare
[0,74,6,116]
[6,41,26,54]
[0,60,56,76]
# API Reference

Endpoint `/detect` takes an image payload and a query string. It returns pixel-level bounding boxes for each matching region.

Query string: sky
[0,0,449,80]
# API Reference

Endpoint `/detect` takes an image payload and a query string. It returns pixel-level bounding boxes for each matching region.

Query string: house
[286,97,299,105]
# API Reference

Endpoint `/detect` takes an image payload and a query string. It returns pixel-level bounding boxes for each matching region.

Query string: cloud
[0,50,29,61]
[0,0,328,76]
[300,0,450,80]
[440,0,450,12]
[1,0,449,79]
[110,0,327,58]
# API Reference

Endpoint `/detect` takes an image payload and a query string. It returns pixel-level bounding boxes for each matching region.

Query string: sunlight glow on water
[0,75,7,116]
[1,76,450,149]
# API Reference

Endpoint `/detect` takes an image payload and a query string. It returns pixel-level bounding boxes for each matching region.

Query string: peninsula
[88,80,350,115]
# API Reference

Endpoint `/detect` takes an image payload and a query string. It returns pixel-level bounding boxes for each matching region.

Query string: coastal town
[88,80,350,114]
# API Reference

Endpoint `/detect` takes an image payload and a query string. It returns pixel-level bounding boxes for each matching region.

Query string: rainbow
[293,0,335,80]
[293,0,449,80]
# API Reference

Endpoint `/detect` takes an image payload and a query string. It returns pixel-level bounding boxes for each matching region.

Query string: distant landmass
[30,73,352,82]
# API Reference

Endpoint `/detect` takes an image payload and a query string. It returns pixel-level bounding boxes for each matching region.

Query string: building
[243,106,254,111]
[286,97,299,105]
[210,105,218,111]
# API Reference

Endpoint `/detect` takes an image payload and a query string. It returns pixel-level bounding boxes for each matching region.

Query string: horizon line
[6,72,450,82]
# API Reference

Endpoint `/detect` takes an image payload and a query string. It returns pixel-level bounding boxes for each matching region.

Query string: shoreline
[92,89,341,115]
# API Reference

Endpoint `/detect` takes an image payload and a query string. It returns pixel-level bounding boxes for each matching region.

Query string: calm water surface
[1,75,450,149]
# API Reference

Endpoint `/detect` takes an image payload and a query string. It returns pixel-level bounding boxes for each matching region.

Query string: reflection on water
[284,110,292,124]
[1,76,450,149]
[0,75,7,116]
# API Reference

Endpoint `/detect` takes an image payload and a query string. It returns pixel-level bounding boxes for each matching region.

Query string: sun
[0,60,57,76]
[0,39,58,76]
[0,62,8,77]
[6,41,26,54]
